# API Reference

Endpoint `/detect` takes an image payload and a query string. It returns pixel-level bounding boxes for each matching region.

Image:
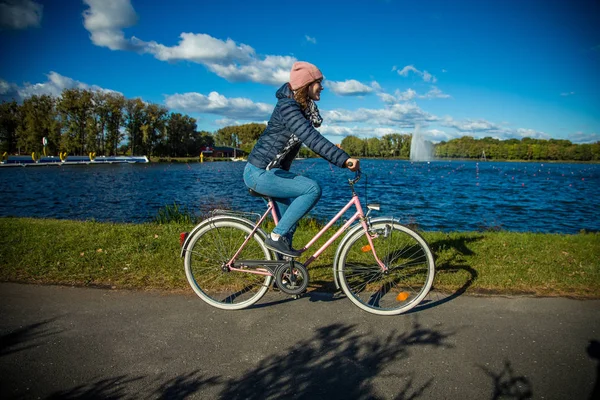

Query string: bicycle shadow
[406,234,482,314]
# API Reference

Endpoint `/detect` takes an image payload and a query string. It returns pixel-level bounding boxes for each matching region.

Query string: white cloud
[164,91,273,120]
[378,86,450,103]
[568,132,600,144]
[442,117,502,133]
[204,55,295,85]
[560,91,575,97]
[0,72,120,101]
[82,0,140,51]
[138,32,255,64]
[305,35,317,44]
[319,125,400,138]
[420,87,451,99]
[0,78,19,96]
[439,116,554,141]
[395,88,417,101]
[324,102,437,128]
[82,0,296,85]
[396,65,437,83]
[423,129,455,143]
[377,92,397,104]
[0,0,42,30]
[215,118,241,127]
[326,80,379,96]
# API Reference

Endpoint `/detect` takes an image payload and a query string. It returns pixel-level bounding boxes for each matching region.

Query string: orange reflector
[361,244,372,252]
[396,292,409,302]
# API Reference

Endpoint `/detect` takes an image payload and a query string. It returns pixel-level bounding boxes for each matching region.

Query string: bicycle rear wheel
[337,219,435,316]
[184,218,273,310]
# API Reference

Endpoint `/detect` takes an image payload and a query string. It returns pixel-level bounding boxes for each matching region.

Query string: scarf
[303,99,323,128]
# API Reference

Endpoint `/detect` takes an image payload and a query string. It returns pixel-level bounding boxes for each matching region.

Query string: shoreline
[1,217,598,298]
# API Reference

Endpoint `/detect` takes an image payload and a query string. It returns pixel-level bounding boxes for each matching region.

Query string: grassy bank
[1,217,598,298]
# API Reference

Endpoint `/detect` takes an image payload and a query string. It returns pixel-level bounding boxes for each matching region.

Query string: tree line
[339,135,600,161]
[0,89,244,158]
[1,88,598,161]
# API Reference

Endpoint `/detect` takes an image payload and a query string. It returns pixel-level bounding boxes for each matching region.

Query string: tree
[140,103,168,156]
[214,123,266,153]
[57,88,95,155]
[16,95,60,155]
[124,98,146,155]
[104,93,126,156]
[165,113,197,156]
[340,135,363,156]
[366,137,381,157]
[0,101,19,154]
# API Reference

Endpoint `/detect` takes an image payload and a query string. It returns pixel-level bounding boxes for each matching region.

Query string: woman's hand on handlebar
[345,158,360,172]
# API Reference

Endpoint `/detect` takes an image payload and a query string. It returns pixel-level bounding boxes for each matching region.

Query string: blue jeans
[243,163,322,241]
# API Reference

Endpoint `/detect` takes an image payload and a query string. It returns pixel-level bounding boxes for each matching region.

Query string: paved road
[1,283,599,399]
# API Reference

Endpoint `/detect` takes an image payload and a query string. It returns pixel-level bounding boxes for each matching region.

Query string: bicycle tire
[184,218,273,310]
[337,219,435,316]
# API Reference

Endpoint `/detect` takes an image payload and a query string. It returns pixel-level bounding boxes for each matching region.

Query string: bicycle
[180,168,435,316]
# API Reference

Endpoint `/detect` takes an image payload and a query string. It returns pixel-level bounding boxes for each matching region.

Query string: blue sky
[1,0,599,144]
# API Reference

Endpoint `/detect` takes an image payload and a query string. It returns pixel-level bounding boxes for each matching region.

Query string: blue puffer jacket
[247,83,350,171]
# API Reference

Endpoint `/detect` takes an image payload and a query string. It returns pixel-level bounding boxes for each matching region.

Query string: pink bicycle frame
[227,192,387,272]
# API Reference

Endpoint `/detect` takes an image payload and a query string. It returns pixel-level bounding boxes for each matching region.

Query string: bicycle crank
[274,261,309,296]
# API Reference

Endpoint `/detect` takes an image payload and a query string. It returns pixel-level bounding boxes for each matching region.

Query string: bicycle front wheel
[184,218,273,310]
[337,219,435,316]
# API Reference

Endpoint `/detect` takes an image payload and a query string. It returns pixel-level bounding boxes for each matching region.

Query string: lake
[0,159,598,234]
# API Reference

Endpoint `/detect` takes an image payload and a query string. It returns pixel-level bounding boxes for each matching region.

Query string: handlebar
[345,161,361,186]
[348,169,362,186]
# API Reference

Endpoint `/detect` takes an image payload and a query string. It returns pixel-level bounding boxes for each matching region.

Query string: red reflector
[179,232,188,247]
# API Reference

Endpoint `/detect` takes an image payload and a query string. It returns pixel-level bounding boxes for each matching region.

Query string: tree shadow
[47,376,145,400]
[153,370,222,399]
[0,317,63,357]
[480,360,533,400]
[218,319,454,399]
[587,340,600,400]
[33,320,453,399]
[45,372,221,400]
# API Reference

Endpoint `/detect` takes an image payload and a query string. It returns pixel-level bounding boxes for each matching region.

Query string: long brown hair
[292,83,311,110]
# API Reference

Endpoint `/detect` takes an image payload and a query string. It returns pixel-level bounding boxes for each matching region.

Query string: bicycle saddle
[248,188,270,199]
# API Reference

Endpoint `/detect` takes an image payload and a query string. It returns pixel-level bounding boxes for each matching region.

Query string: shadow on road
[480,361,533,400]
[153,371,222,399]
[218,318,452,399]
[47,376,145,400]
[38,319,453,399]
[587,340,600,400]
[0,317,63,358]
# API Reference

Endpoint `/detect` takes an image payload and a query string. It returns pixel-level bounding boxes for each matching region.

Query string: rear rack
[210,209,263,223]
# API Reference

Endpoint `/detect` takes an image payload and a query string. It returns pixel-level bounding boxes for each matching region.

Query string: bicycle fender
[179,215,267,257]
[332,217,401,290]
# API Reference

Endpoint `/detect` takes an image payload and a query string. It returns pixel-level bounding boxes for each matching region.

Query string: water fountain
[410,126,434,161]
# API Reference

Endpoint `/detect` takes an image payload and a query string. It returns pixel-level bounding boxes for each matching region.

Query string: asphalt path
[1,283,599,399]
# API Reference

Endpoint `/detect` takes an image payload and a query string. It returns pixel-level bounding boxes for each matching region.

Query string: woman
[243,61,360,257]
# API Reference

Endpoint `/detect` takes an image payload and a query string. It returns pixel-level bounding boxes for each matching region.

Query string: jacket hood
[276,83,293,100]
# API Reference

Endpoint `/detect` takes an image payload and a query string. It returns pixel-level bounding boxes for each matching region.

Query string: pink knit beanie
[289,61,323,90]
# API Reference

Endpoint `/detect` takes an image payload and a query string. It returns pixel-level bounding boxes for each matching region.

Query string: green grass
[1,217,599,298]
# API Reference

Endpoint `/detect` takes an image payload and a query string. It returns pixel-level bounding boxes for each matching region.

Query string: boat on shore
[1,155,149,167]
